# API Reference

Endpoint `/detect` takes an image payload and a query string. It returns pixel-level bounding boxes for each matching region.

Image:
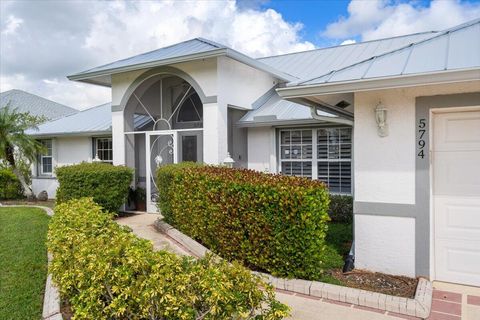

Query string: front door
[178,131,203,162]
[433,108,480,286]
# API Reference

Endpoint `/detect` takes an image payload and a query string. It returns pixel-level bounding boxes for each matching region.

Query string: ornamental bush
[48,198,289,320]
[0,168,23,199]
[157,161,201,221]
[328,195,353,223]
[55,162,133,213]
[158,165,330,280]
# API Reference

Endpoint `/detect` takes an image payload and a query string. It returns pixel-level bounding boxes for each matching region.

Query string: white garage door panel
[434,152,480,196]
[435,239,480,285]
[435,197,480,240]
[433,109,480,287]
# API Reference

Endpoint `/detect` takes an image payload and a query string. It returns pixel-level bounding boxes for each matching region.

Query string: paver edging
[155,219,433,319]
[0,204,63,320]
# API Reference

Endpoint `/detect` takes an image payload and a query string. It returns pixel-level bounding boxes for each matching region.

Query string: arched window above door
[176,93,203,123]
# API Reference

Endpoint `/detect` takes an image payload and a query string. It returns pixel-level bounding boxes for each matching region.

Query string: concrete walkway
[117,213,412,320]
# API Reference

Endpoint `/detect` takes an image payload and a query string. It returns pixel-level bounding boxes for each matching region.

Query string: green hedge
[328,195,353,223]
[158,165,331,280]
[0,168,23,199]
[56,162,133,213]
[157,161,201,220]
[48,198,289,319]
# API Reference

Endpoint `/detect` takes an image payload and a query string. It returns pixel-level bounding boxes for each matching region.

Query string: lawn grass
[318,222,353,284]
[0,207,50,320]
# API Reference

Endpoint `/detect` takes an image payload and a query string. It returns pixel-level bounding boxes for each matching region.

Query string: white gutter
[277,68,480,98]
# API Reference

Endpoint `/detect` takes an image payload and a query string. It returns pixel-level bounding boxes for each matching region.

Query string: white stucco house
[27,19,479,286]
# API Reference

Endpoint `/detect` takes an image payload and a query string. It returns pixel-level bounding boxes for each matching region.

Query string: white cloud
[324,0,480,41]
[1,0,314,109]
[340,39,356,45]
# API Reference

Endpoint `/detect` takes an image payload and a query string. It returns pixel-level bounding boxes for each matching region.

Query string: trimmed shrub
[158,165,330,280]
[0,168,23,199]
[157,162,201,220]
[56,162,133,213]
[328,195,353,223]
[48,198,289,319]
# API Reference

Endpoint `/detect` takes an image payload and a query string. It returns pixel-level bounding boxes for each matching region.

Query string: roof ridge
[295,18,480,86]
[76,38,217,75]
[257,30,440,61]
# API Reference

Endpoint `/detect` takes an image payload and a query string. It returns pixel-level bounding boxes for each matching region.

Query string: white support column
[202,102,228,164]
[112,110,126,165]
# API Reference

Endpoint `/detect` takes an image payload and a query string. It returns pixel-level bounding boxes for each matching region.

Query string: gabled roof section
[238,91,352,127]
[68,38,296,85]
[295,18,480,87]
[258,31,440,83]
[0,89,77,120]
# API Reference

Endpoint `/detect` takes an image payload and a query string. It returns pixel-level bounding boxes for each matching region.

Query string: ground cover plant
[56,162,133,213]
[158,164,331,280]
[0,207,50,320]
[48,198,289,319]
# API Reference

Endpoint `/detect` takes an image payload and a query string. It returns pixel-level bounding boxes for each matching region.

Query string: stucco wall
[353,80,480,276]
[32,136,94,198]
[247,127,276,172]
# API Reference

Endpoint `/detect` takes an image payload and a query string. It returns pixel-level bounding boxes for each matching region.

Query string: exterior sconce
[93,153,101,162]
[223,152,235,168]
[375,102,388,137]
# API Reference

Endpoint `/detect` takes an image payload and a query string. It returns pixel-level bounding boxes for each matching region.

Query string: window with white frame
[39,139,53,175]
[93,137,113,163]
[279,128,352,194]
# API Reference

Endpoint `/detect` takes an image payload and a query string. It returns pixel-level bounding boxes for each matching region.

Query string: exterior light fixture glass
[223,152,235,168]
[375,102,388,137]
[93,153,101,162]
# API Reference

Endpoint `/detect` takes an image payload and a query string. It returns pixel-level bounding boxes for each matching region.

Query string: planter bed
[155,219,432,319]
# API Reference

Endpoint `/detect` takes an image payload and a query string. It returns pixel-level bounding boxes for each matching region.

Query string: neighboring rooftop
[0,89,77,120]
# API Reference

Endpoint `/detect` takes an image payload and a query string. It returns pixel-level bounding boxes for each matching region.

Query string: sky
[1,0,479,110]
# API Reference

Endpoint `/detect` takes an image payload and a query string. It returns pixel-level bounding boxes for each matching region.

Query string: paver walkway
[429,282,480,320]
[116,213,408,320]
[117,213,480,320]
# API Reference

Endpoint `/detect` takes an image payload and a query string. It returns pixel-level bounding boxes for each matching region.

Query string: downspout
[343,241,355,273]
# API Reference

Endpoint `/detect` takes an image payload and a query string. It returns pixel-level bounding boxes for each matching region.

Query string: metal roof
[259,31,440,84]
[27,102,151,137]
[68,38,296,85]
[238,91,349,127]
[296,19,480,86]
[0,89,77,120]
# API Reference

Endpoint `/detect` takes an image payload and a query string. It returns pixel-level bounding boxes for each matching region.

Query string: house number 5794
[418,118,426,159]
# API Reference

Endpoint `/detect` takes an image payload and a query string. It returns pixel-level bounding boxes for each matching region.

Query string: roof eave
[277,68,480,98]
[225,49,297,82]
[28,130,112,138]
[237,117,353,128]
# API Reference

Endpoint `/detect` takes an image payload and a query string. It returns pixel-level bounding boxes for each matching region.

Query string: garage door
[433,108,480,286]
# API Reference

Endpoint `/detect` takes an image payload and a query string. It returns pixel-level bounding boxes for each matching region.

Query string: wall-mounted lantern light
[93,153,101,162]
[154,155,163,167]
[375,102,388,137]
[223,152,235,168]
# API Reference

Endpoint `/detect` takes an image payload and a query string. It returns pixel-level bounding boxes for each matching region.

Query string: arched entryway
[122,72,204,212]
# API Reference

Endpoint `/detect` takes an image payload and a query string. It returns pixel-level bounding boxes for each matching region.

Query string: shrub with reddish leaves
[157,165,330,280]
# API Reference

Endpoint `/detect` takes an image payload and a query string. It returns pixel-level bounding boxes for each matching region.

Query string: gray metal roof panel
[73,38,224,76]
[258,31,440,82]
[297,19,480,86]
[0,89,77,120]
[239,92,335,125]
[27,103,112,136]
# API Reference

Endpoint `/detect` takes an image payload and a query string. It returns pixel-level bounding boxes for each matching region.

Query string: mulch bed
[330,269,418,298]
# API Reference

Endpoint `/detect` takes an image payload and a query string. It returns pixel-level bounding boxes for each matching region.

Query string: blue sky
[1,0,480,108]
